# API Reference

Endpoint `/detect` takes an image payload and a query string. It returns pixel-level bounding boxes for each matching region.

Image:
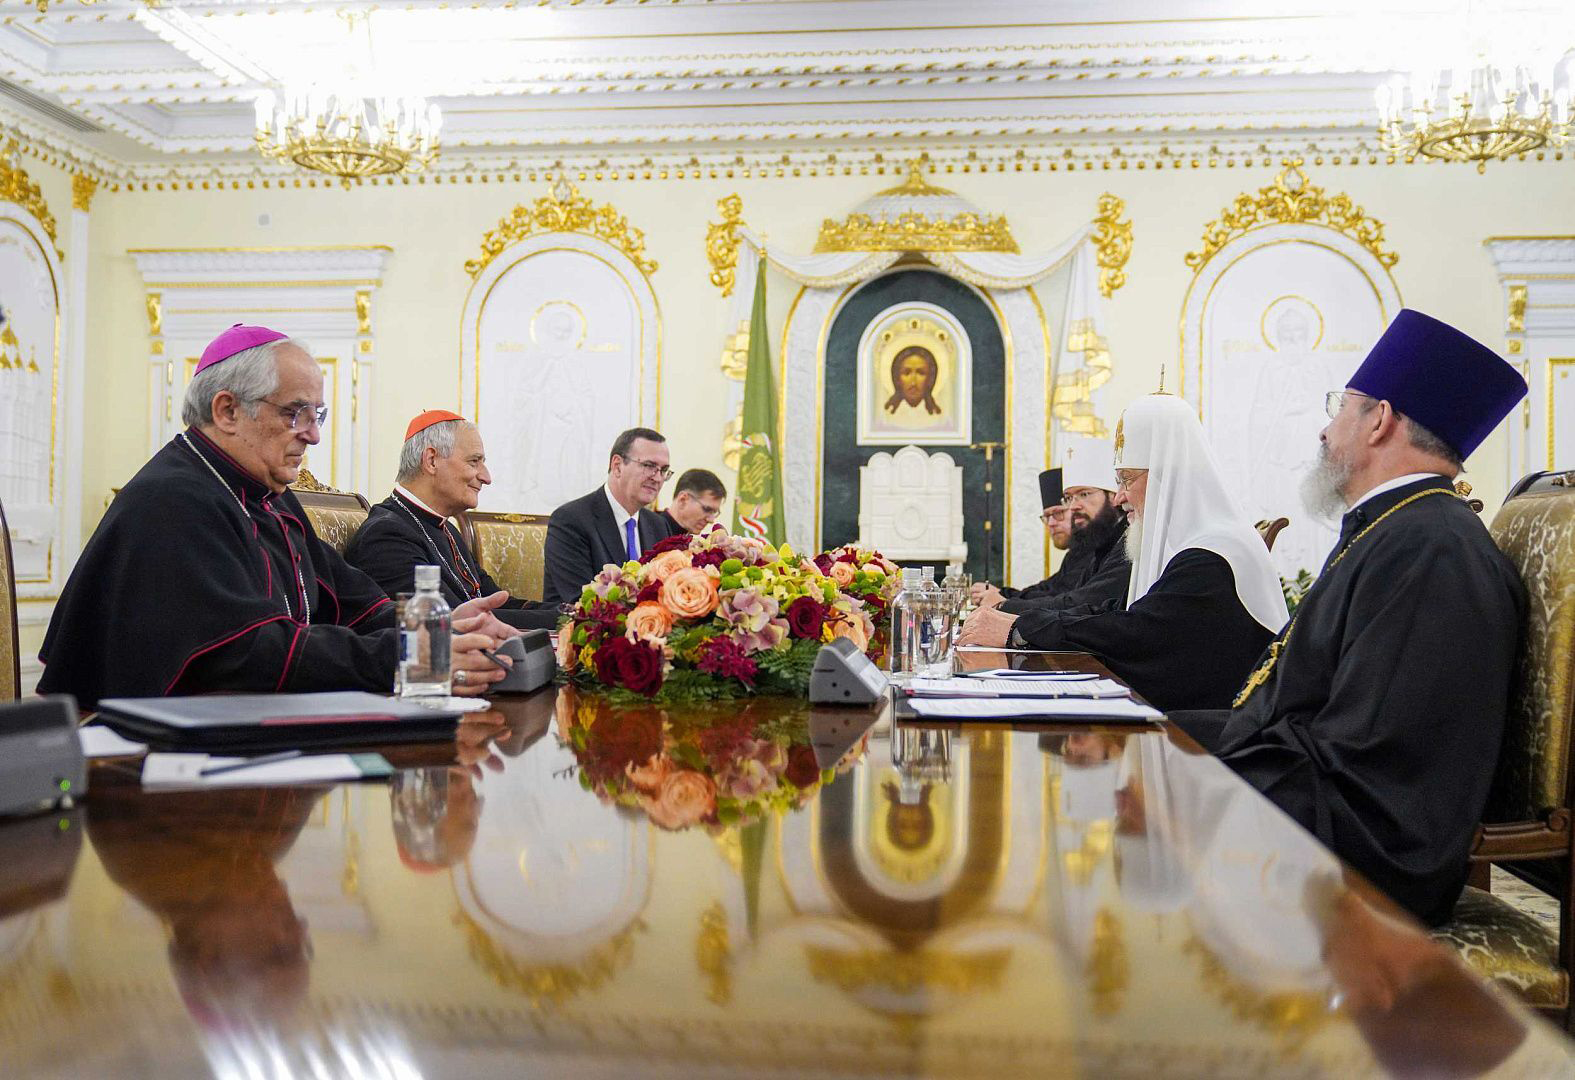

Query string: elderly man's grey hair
[180,337,312,429]
[397,419,476,483]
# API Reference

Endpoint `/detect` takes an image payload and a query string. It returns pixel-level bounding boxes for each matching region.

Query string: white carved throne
[858,445,968,564]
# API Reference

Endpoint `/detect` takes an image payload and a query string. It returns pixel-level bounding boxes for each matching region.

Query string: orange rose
[555,629,577,672]
[644,549,692,584]
[828,609,871,651]
[829,561,856,587]
[626,752,673,795]
[625,601,675,644]
[661,566,719,619]
[641,769,717,830]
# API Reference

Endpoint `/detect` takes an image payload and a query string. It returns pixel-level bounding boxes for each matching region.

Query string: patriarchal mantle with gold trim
[703,160,1133,585]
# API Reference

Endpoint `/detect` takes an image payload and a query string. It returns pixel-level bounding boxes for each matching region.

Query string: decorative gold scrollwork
[70,174,97,214]
[354,290,372,335]
[705,194,746,297]
[1184,162,1398,272]
[465,175,658,281]
[144,293,162,338]
[0,139,60,260]
[1093,194,1133,298]
[813,158,1018,254]
[1507,284,1528,334]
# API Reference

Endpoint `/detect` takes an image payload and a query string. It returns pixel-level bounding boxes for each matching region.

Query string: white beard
[1299,444,1354,524]
[1123,515,1143,564]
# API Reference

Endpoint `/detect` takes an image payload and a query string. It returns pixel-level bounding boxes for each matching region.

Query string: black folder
[95,691,462,750]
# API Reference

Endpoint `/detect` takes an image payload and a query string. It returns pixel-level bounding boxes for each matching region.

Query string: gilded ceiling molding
[69,174,96,213]
[1092,193,1132,298]
[705,193,746,297]
[812,158,1017,254]
[0,139,61,260]
[463,174,658,281]
[1183,161,1399,272]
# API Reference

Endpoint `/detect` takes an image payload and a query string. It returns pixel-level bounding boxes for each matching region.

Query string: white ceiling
[0,0,1568,182]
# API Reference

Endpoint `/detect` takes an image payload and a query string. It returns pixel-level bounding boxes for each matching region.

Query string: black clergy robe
[1171,477,1525,927]
[344,492,559,631]
[1009,548,1275,712]
[38,428,397,709]
[999,518,1131,618]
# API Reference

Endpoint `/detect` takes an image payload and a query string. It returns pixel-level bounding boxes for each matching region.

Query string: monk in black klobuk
[957,394,1288,712]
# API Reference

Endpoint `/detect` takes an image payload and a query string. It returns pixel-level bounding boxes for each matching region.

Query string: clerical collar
[184,426,273,499]
[1348,472,1447,515]
[393,484,448,524]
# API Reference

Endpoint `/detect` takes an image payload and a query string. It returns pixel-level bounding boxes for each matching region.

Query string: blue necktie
[624,517,638,561]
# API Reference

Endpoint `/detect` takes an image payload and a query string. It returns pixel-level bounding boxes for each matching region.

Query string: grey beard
[1123,516,1143,564]
[1299,446,1353,523]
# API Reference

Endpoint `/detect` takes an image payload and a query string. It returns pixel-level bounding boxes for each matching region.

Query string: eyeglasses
[258,398,328,431]
[623,458,673,481]
[1114,471,1145,493]
[1061,488,1106,507]
[1324,389,1375,421]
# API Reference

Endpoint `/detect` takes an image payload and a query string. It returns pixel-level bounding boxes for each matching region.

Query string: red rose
[637,580,662,604]
[785,596,829,639]
[784,744,821,790]
[641,533,694,562]
[583,707,665,782]
[813,553,834,575]
[594,636,666,696]
[690,549,726,570]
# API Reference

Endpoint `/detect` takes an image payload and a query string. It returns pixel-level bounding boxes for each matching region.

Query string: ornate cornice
[464,175,658,281]
[0,139,60,260]
[704,193,745,298]
[1184,161,1398,272]
[1092,193,1132,298]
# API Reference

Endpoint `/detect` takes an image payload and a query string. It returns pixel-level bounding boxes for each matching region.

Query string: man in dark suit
[543,427,678,605]
[661,468,728,535]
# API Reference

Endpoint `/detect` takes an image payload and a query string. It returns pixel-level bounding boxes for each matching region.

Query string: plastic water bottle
[889,567,924,675]
[399,565,452,698]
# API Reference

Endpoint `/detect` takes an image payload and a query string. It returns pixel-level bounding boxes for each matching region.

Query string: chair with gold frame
[0,495,19,701]
[1253,517,1290,552]
[1431,469,1575,1029]
[457,511,552,604]
[289,467,372,557]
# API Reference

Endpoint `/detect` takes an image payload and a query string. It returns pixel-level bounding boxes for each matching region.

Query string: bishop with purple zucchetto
[39,324,515,707]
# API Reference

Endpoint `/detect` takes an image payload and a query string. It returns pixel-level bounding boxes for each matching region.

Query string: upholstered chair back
[464,512,551,603]
[1483,477,1575,825]
[290,470,372,557]
[0,496,18,701]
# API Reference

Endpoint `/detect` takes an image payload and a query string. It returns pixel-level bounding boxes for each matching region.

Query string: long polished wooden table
[4,653,1574,1077]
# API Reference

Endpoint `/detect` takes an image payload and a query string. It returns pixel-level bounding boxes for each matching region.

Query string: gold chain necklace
[1232,486,1454,709]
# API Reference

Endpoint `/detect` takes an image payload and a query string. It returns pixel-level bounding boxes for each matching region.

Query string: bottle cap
[920,565,935,580]
[901,566,921,582]
[414,564,440,590]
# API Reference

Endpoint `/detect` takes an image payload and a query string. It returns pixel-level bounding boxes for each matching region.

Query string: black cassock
[39,428,397,709]
[1009,547,1275,712]
[344,492,559,631]
[1172,476,1526,926]
[999,517,1131,618]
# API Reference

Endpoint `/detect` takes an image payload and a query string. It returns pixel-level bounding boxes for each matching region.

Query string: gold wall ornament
[722,411,746,472]
[719,320,749,381]
[69,174,97,214]
[804,946,1010,995]
[354,290,372,335]
[705,194,746,297]
[464,175,658,281]
[144,293,162,338]
[813,159,1018,254]
[1087,909,1129,1017]
[1183,935,1331,1051]
[458,908,645,1007]
[1093,193,1132,298]
[1508,284,1528,333]
[695,901,732,1006]
[1183,162,1398,272]
[0,140,60,261]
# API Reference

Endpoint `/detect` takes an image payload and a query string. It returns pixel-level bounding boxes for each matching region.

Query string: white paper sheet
[908,678,1132,699]
[905,696,1163,722]
[959,669,1097,680]
[78,726,148,758]
[141,752,371,789]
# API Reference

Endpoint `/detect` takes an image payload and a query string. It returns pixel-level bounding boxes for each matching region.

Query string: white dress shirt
[605,483,641,559]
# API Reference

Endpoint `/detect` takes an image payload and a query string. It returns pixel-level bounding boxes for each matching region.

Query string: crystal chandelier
[252,12,440,186]
[254,88,440,186]
[1375,3,1572,172]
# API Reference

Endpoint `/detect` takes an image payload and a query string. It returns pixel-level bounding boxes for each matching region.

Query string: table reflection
[5,691,1573,1077]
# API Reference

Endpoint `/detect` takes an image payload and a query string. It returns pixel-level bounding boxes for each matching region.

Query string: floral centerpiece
[555,528,898,703]
[555,688,871,831]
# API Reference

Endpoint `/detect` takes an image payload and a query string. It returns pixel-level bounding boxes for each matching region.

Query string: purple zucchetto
[195,323,289,376]
[1347,309,1527,460]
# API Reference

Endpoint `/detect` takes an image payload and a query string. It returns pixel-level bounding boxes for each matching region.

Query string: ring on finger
[454,670,468,686]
